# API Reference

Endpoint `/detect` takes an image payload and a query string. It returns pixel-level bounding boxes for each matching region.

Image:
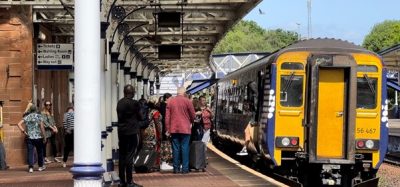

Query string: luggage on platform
[134,148,157,173]
[189,141,206,171]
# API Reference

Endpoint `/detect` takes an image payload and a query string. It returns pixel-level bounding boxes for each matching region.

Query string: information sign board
[37,43,73,69]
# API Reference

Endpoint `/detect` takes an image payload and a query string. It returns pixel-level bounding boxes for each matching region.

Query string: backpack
[139,103,149,129]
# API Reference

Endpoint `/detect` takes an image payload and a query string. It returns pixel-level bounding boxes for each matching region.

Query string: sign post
[37,43,74,70]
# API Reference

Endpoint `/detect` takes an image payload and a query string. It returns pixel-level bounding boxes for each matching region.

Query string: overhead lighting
[158,45,181,59]
[157,12,181,28]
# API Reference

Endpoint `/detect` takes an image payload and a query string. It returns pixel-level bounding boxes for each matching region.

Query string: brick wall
[0,6,34,166]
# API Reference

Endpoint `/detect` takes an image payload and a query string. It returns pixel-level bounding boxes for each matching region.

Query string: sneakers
[62,162,67,168]
[28,168,33,173]
[54,157,62,163]
[38,166,46,171]
[160,162,173,171]
[44,157,52,164]
[236,146,248,156]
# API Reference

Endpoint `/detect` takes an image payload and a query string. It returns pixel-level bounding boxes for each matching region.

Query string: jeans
[63,131,74,162]
[44,134,57,158]
[171,133,190,172]
[0,142,7,170]
[27,138,44,168]
[118,133,139,185]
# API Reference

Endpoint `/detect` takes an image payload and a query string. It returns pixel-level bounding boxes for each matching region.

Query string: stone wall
[0,6,33,166]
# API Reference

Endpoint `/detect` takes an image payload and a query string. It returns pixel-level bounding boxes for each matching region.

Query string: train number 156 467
[356,128,376,134]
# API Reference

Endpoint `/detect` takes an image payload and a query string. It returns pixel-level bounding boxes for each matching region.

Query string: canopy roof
[0,0,261,75]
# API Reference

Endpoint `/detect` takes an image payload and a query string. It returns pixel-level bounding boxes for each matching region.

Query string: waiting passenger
[141,96,162,170]
[41,101,60,164]
[117,85,143,187]
[0,118,9,170]
[199,96,213,145]
[62,106,74,168]
[17,104,46,173]
[159,93,172,141]
[191,98,203,142]
[159,93,173,171]
[165,87,196,174]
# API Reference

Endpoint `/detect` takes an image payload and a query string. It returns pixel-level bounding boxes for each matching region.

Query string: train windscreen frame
[356,76,377,109]
[280,75,304,107]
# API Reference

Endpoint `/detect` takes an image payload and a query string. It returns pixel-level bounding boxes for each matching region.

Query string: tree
[362,20,400,52]
[213,20,298,54]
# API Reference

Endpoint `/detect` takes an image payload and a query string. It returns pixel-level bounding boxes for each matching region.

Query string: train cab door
[307,54,357,163]
[317,68,345,158]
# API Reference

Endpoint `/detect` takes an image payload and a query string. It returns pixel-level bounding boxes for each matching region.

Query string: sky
[244,0,400,45]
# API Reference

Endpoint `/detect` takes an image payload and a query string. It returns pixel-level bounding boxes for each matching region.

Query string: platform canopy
[0,0,261,75]
[380,44,400,71]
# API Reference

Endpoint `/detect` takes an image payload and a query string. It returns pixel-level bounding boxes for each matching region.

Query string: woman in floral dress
[17,104,46,173]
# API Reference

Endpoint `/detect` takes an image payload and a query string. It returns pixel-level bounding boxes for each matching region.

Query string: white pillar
[143,79,148,99]
[105,39,114,174]
[118,63,125,99]
[71,0,104,185]
[124,71,131,85]
[131,73,137,98]
[136,78,142,99]
[68,72,74,104]
[110,55,119,163]
[100,37,107,179]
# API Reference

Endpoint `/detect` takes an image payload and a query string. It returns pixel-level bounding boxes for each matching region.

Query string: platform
[0,144,285,187]
[389,119,400,136]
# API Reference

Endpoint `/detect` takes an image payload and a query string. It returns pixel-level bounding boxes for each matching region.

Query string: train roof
[220,38,378,82]
[279,38,374,54]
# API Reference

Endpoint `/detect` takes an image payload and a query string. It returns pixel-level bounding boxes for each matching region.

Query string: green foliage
[213,20,299,54]
[362,20,400,52]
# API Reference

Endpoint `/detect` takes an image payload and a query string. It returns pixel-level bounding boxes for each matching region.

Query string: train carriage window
[357,75,377,109]
[247,82,258,112]
[281,62,304,70]
[357,65,378,72]
[280,75,303,107]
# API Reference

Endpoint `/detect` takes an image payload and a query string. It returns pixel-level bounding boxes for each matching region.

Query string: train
[212,39,388,186]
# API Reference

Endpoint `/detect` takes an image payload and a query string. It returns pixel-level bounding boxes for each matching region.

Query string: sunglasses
[45,103,52,106]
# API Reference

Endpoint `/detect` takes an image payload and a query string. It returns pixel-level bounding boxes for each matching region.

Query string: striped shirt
[63,112,74,130]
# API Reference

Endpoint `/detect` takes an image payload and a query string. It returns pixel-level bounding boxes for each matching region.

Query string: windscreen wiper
[283,72,295,92]
[363,74,376,94]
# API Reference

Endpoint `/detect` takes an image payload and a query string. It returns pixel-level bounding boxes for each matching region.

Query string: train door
[316,68,345,158]
[307,54,357,163]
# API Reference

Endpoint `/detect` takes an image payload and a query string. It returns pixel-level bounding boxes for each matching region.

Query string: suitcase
[189,141,206,171]
[134,148,157,173]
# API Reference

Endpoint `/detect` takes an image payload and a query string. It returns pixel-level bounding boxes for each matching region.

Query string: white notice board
[37,43,73,70]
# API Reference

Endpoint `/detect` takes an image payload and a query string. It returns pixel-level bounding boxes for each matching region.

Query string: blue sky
[244,0,400,45]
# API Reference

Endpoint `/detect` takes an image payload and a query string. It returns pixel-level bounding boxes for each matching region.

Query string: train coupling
[321,164,342,185]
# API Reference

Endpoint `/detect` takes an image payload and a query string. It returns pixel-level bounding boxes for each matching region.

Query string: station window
[281,62,304,70]
[280,75,303,107]
[357,76,377,109]
[357,65,378,72]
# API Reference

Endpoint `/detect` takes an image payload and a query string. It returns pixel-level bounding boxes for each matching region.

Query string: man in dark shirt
[117,85,143,187]
[159,93,172,140]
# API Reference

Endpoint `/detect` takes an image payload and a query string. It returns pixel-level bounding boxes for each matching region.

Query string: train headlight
[282,138,290,146]
[355,139,379,150]
[365,140,374,149]
[276,137,299,148]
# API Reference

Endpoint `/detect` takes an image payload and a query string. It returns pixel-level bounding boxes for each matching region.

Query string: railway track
[384,153,400,166]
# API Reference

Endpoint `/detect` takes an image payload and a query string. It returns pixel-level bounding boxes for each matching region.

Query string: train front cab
[271,51,386,186]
